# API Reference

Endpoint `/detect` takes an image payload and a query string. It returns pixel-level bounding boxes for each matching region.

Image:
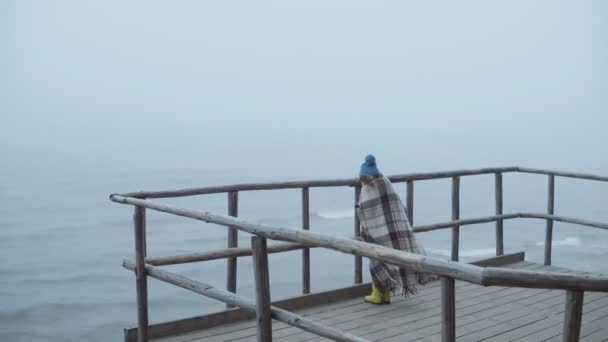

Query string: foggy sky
[2,1,607,184]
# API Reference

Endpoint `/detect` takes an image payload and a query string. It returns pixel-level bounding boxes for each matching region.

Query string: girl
[357,155,432,304]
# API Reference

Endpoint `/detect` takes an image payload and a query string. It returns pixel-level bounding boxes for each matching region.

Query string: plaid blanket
[357,174,432,297]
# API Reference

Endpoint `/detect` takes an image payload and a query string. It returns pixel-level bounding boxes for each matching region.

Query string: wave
[535,236,582,247]
[9,273,126,286]
[315,209,354,220]
[0,302,131,321]
[0,295,203,321]
[426,247,496,258]
[257,209,354,223]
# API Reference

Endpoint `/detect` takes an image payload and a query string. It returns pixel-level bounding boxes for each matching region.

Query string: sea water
[1,164,608,342]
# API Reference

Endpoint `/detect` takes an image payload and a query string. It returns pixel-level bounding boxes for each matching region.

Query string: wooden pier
[152,260,608,342]
[110,166,608,342]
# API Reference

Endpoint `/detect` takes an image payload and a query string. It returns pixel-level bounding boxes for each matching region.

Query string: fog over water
[1,1,607,341]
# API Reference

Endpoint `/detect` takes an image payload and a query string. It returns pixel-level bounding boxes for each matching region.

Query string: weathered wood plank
[495,172,504,256]
[147,309,256,342]
[252,237,273,342]
[468,293,608,342]
[441,277,456,342]
[148,286,373,342]
[371,276,558,339]
[200,290,608,342]
[518,167,608,183]
[146,242,312,266]
[145,283,377,342]
[581,325,608,342]
[112,195,608,292]
[546,174,555,265]
[270,265,531,341]
[123,260,369,342]
[413,213,519,233]
[283,264,574,342]
[482,266,608,292]
[406,181,414,225]
[457,289,608,341]
[151,263,598,342]
[563,290,585,342]
[451,176,460,261]
[354,184,362,284]
[334,284,551,341]
[470,251,525,267]
[302,187,310,294]
[304,268,548,340]
[133,206,148,342]
[390,291,566,342]
[519,212,608,231]
[164,263,557,342]
[273,264,531,341]
[494,294,608,342]
[111,195,487,285]
[227,191,239,309]
[358,279,607,342]
[118,167,520,199]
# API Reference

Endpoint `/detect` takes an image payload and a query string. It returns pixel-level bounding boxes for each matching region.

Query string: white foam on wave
[536,236,582,247]
[317,209,354,220]
[589,242,608,250]
[426,248,496,258]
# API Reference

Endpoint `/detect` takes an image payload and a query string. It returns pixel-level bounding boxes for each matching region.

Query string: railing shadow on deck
[110,166,608,342]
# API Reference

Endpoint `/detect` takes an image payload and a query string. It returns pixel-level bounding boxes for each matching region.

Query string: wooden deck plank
[289,264,538,332]
[581,326,608,342]
[529,304,608,342]
[257,269,505,342]
[177,279,458,342]
[279,264,546,342]
[152,261,606,342]
[505,296,608,342]
[458,293,608,342]
[302,265,548,336]
[157,262,535,342]
[463,266,607,342]
[155,293,378,342]
[156,262,535,342]
[382,293,608,342]
[367,287,570,342]
[276,282,519,341]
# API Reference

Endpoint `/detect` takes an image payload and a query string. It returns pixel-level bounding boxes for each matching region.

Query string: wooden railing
[110,166,608,342]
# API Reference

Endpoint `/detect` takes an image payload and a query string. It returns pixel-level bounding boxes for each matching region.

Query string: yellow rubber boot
[382,288,391,304]
[364,283,384,304]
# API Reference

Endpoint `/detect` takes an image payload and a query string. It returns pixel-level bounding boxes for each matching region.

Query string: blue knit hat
[360,154,380,177]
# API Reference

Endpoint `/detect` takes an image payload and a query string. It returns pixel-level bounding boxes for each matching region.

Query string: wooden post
[252,236,273,342]
[141,208,147,259]
[302,187,310,294]
[495,173,504,256]
[562,290,584,342]
[227,191,238,308]
[406,181,414,225]
[441,277,456,342]
[545,175,555,265]
[354,184,362,284]
[451,177,460,261]
[133,206,148,342]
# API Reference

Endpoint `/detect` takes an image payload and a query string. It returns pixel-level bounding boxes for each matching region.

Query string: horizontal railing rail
[111,195,608,293]
[117,166,608,199]
[145,242,311,266]
[141,212,608,268]
[519,213,608,231]
[518,167,608,182]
